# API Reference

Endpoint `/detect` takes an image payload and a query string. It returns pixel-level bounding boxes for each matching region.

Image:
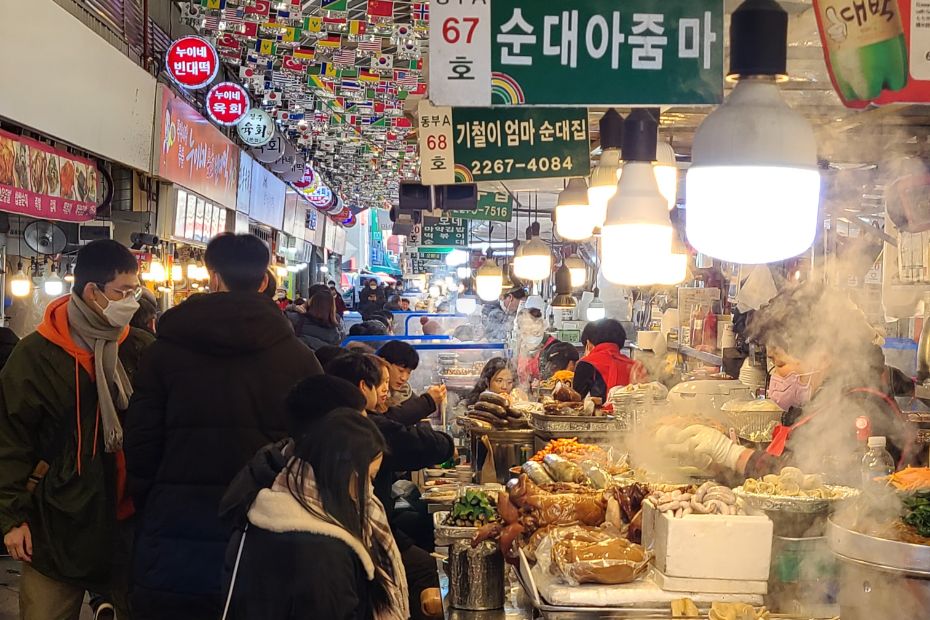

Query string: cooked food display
[651,482,741,518]
[76,165,88,201]
[885,466,930,492]
[903,491,930,539]
[0,136,14,186]
[60,160,75,199]
[45,153,59,195]
[548,526,648,585]
[443,488,498,528]
[741,467,837,499]
[464,390,527,429]
[29,148,46,194]
[13,142,29,189]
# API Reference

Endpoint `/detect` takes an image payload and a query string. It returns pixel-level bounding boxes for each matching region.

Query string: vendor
[513,308,557,384]
[540,341,580,380]
[659,283,919,481]
[464,357,515,406]
[573,319,648,400]
[482,285,527,341]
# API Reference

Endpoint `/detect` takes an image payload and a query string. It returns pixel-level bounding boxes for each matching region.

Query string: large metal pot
[826,517,930,620]
[449,539,505,611]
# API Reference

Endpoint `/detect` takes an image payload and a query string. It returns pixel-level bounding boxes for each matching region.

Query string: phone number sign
[420,216,469,247]
[418,101,590,184]
[429,0,724,106]
[456,191,513,222]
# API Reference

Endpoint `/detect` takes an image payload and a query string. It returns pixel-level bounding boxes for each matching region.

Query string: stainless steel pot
[449,539,505,611]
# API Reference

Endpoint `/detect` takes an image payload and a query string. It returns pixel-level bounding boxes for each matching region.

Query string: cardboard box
[642,499,773,582]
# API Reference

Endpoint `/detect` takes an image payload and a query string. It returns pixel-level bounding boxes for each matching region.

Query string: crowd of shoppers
[0,234,451,620]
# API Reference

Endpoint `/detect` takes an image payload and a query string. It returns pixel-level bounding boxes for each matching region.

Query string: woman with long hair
[464,357,516,406]
[288,290,343,350]
[223,409,408,620]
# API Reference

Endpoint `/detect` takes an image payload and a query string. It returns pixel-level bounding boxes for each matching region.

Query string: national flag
[293,46,315,60]
[255,38,277,56]
[394,70,418,89]
[303,16,322,32]
[281,26,301,43]
[240,21,259,37]
[315,34,342,49]
[244,0,270,18]
[239,65,258,80]
[205,0,226,10]
[393,24,412,39]
[341,79,361,91]
[366,0,394,19]
[308,63,337,78]
[321,0,348,11]
[333,47,356,67]
[397,59,419,71]
[216,33,239,49]
[204,13,220,30]
[272,71,299,87]
[371,53,393,71]
[323,15,348,27]
[282,55,305,72]
[218,47,242,63]
[359,70,381,83]
[222,8,243,27]
[357,38,381,53]
[349,20,367,36]
[412,3,428,22]
[339,68,359,78]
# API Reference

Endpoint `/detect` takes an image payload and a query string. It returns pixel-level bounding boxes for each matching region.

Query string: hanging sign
[0,129,98,222]
[429,0,724,106]
[456,191,513,222]
[156,85,239,208]
[236,108,275,147]
[418,103,590,184]
[206,82,250,126]
[251,132,286,164]
[408,250,448,274]
[813,1,930,108]
[420,216,469,247]
[166,36,220,90]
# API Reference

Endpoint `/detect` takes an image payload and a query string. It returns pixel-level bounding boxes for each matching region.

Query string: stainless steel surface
[469,429,535,485]
[826,518,930,575]
[449,540,506,611]
[917,318,930,382]
[531,412,626,433]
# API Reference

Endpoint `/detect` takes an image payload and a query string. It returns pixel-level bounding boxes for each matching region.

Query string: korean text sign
[430,0,724,106]
[457,191,513,222]
[0,129,98,222]
[166,36,219,90]
[420,216,469,247]
[156,85,239,208]
[418,102,590,184]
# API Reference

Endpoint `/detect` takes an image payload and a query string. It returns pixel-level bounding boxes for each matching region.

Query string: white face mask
[98,293,140,328]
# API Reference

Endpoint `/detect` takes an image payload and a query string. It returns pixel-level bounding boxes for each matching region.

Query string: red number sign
[166,36,219,90]
[206,82,251,126]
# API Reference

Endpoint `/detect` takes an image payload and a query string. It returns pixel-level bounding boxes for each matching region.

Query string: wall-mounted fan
[23,220,68,256]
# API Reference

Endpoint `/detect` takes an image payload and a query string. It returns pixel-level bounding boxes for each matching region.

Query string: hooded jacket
[124,292,322,617]
[286,310,343,350]
[0,296,152,590]
[224,488,376,620]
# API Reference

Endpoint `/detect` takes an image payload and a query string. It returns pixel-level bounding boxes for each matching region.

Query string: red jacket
[580,343,646,393]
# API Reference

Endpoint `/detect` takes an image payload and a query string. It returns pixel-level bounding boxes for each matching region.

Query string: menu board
[194,197,206,242]
[184,193,197,239]
[175,189,188,237]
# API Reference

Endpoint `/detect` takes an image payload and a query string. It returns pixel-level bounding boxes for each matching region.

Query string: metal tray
[531,411,627,432]
[826,517,930,576]
[433,510,482,541]
[734,485,859,514]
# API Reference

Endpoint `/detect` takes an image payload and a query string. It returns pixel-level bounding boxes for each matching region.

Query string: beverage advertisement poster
[0,129,98,222]
[814,0,930,107]
[155,85,239,208]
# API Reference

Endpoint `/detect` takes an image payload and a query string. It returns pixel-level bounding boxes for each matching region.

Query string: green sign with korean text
[429,0,724,106]
[421,217,469,247]
[456,191,514,222]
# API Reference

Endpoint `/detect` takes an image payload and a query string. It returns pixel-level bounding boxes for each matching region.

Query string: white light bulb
[171,265,184,282]
[10,270,31,298]
[586,297,606,321]
[512,237,551,281]
[148,259,166,283]
[555,204,598,241]
[587,149,621,227]
[445,249,468,267]
[43,273,64,297]
[475,259,503,302]
[654,140,679,210]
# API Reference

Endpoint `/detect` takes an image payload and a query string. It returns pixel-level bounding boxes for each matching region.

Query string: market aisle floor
[0,557,93,620]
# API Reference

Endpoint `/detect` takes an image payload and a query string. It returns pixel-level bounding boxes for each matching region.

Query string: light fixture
[601,110,676,286]
[564,254,587,289]
[10,263,31,298]
[512,222,552,281]
[654,140,678,210]
[551,263,577,308]
[275,265,288,278]
[319,265,329,273]
[475,257,504,301]
[556,178,596,241]
[586,290,606,321]
[445,249,469,267]
[587,109,624,226]
[286,264,301,273]
[148,257,166,283]
[171,264,184,282]
[455,296,478,314]
[456,266,471,279]
[428,284,440,298]
[43,270,64,296]
[63,262,74,283]
[186,262,199,280]
[685,0,820,264]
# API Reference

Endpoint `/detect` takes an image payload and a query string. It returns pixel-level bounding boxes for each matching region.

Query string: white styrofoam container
[652,568,768,595]
[642,499,773,582]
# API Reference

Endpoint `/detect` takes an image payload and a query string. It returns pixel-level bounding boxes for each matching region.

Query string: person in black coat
[0,326,19,371]
[325,353,452,620]
[286,290,343,350]
[223,410,406,620]
[124,234,323,620]
[377,340,446,425]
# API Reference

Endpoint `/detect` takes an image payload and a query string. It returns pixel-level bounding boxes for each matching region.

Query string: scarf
[387,382,413,408]
[67,294,132,452]
[273,460,409,620]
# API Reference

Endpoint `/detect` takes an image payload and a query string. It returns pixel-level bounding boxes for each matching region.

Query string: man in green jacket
[0,240,153,620]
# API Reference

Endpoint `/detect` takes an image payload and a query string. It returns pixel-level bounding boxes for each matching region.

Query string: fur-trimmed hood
[247,488,374,579]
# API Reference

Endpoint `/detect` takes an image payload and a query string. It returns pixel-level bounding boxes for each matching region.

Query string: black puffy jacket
[286,311,343,350]
[124,292,322,618]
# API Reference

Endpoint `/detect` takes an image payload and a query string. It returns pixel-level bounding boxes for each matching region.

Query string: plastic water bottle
[860,436,894,488]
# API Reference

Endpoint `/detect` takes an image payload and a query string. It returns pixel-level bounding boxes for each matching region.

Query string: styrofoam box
[642,499,773,582]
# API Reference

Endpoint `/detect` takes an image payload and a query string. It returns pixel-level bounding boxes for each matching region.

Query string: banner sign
[813,0,930,108]
[409,250,448,274]
[418,102,590,184]
[456,190,514,222]
[0,129,98,222]
[420,216,469,247]
[156,86,239,208]
[430,0,724,106]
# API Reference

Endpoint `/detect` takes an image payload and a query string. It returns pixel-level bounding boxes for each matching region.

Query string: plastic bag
[536,525,649,586]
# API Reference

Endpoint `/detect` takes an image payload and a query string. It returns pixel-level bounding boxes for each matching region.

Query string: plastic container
[882,337,918,378]
[860,436,894,487]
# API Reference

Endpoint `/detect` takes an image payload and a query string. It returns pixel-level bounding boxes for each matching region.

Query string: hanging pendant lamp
[685,0,820,264]
[564,253,587,289]
[601,110,676,286]
[475,257,504,301]
[551,262,577,308]
[586,288,606,321]
[654,140,678,210]
[512,222,551,282]
[10,262,31,298]
[555,178,596,240]
[587,109,624,226]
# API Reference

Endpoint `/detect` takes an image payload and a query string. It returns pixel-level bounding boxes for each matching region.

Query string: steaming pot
[667,379,752,419]
[827,518,930,620]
